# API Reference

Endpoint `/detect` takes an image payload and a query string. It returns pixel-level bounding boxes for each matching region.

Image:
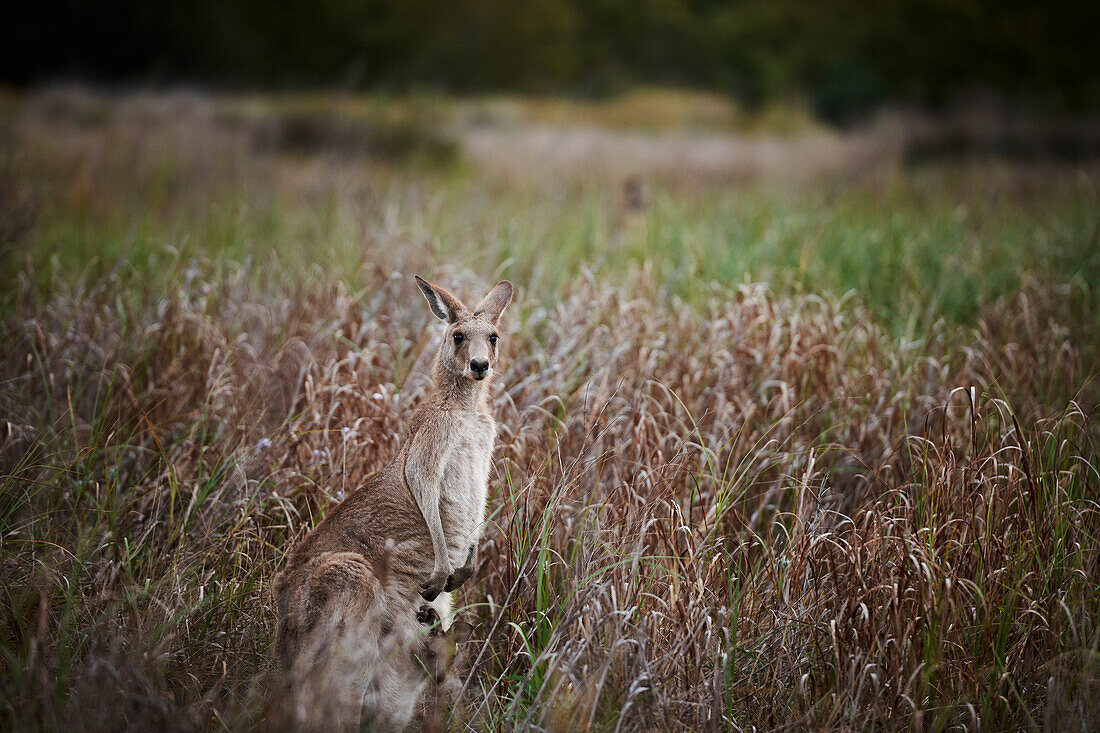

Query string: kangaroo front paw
[420,569,449,601]
[444,565,473,592]
[417,604,440,626]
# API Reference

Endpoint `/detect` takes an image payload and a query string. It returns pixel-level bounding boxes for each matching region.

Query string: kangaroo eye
[453,332,464,345]
[489,334,498,346]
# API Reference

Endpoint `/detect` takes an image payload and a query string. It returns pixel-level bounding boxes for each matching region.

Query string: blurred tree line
[5,0,1098,122]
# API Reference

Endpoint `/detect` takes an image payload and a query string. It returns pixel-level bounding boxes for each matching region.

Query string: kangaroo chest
[438,412,494,563]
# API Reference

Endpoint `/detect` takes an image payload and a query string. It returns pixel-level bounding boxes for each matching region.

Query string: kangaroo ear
[474,280,513,324]
[448,619,475,645]
[415,275,465,323]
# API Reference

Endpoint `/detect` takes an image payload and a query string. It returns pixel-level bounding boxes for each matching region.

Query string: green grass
[19,152,1099,343]
[23,203,1093,347]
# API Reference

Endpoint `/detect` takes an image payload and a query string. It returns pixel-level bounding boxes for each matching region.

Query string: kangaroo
[404,274,513,605]
[273,275,512,726]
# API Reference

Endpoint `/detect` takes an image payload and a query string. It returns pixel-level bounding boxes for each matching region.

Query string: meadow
[1,88,1098,730]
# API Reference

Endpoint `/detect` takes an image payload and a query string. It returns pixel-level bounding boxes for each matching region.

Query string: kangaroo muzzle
[469,358,490,379]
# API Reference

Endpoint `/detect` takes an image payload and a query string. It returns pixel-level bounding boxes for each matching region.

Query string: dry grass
[1,90,1098,731]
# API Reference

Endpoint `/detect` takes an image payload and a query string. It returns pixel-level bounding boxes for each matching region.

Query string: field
[1,88,1098,730]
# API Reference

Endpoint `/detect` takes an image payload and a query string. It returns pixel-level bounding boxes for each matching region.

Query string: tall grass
[1,90,1098,730]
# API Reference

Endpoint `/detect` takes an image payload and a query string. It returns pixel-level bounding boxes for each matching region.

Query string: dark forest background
[4,0,1099,123]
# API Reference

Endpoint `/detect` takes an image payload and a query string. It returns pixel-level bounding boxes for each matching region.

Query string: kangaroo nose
[470,358,489,374]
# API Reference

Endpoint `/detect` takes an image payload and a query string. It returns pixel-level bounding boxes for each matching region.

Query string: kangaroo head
[413,605,474,684]
[415,275,513,384]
